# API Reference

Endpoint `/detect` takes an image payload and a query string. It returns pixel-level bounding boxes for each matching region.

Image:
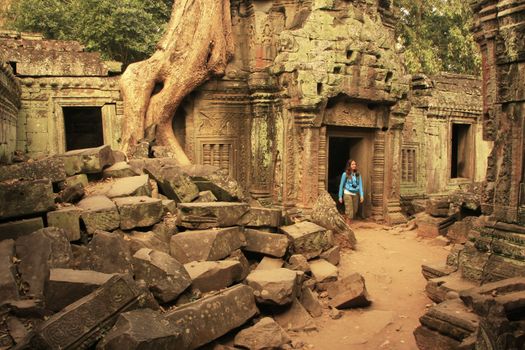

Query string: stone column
[371,130,386,221]
[383,124,406,225]
[248,84,276,205]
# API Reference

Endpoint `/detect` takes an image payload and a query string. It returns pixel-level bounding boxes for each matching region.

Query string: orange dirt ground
[292,220,450,350]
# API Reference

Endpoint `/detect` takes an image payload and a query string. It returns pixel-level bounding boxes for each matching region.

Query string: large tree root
[120,0,233,164]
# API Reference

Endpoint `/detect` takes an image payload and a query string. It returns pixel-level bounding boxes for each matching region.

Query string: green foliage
[7,0,174,65]
[394,0,481,75]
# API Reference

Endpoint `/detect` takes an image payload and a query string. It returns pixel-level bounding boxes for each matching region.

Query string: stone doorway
[63,107,104,151]
[327,130,374,218]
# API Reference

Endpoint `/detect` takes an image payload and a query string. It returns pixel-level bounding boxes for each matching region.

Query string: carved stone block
[176,202,250,229]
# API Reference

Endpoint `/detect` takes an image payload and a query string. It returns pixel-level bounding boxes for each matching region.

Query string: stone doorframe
[52,97,117,154]
[324,127,376,219]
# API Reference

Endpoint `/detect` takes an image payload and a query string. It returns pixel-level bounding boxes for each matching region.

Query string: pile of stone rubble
[0,145,367,350]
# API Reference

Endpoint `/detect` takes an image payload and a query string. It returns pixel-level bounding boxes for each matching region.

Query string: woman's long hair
[345,159,360,178]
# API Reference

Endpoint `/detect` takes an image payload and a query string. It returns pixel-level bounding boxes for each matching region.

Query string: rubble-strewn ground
[292,221,449,350]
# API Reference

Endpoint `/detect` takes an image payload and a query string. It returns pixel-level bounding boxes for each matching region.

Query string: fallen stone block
[170,227,245,264]
[63,174,88,188]
[0,179,55,220]
[320,245,340,266]
[415,298,479,350]
[105,175,152,198]
[30,274,157,350]
[102,161,139,179]
[413,325,465,350]
[0,217,44,240]
[300,286,323,317]
[328,272,371,309]
[226,249,251,280]
[60,145,114,175]
[184,260,243,293]
[44,268,115,312]
[113,196,163,230]
[447,216,478,244]
[97,308,184,350]
[285,254,310,273]
[177,202,250,229]
[152,216,178,244]
[128,158,179,175]
[280,221,334,259]
[193,190,217,203]
[133,248,192,303]
[426,196,450,217]
[311,190,357,247]
[56,183,85,204]
[144,163,199,203]
[47,206,83,241]
[421,264,456,281]
[74,230,133,274]
[0,156,66,183]
[273,299,316,332]
[309,259,338,283]
[416,212,456,238]
[425,272,478,304]
[246,268,299,305]
[16,227,72,298]
[421,298,479,339]
[459,277,525,350]
[127,231,170,255]
[165,284,258,350]
[256,257,284,270]
[243,229,289,258]
[0,239,19,302]
[78,195,120,233]
[234,317,291,350]
[184,165,246,202]
[244,207,282,228]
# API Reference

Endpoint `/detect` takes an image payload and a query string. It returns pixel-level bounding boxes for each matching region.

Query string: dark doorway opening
[328,137,364,195]
[451,123,472,178]
[63,107,103,151]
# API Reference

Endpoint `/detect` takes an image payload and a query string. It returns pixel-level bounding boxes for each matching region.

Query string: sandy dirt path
[293,221,450,350]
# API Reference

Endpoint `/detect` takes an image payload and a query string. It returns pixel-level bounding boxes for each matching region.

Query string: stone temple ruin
[0,0,524,349]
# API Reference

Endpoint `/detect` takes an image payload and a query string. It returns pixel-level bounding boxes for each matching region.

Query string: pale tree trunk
[120,0,233,164]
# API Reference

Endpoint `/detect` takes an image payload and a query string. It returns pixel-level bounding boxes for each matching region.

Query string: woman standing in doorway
[338,159,364,225]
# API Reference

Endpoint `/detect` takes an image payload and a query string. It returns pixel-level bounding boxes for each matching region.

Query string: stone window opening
[450,123,472,179]
[401,147,417,183]
[63,107,103,151]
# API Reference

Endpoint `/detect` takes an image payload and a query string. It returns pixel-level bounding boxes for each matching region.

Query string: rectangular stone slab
[47,207,83,241]
[0,179,55,220]
[244,229,289,258]
[31,274,152,350]
[0,217,44,240]
[77,195,120,233]
[60,145,114,175]
[170,227,245,264]
[0,157,66,183]
[244,207,282,227]
[44,268,115,312]
[113,196,163,230]
[280,221,333,259]
[165,284,258,350]
[419,299,479,340]
[177,202,250,229]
